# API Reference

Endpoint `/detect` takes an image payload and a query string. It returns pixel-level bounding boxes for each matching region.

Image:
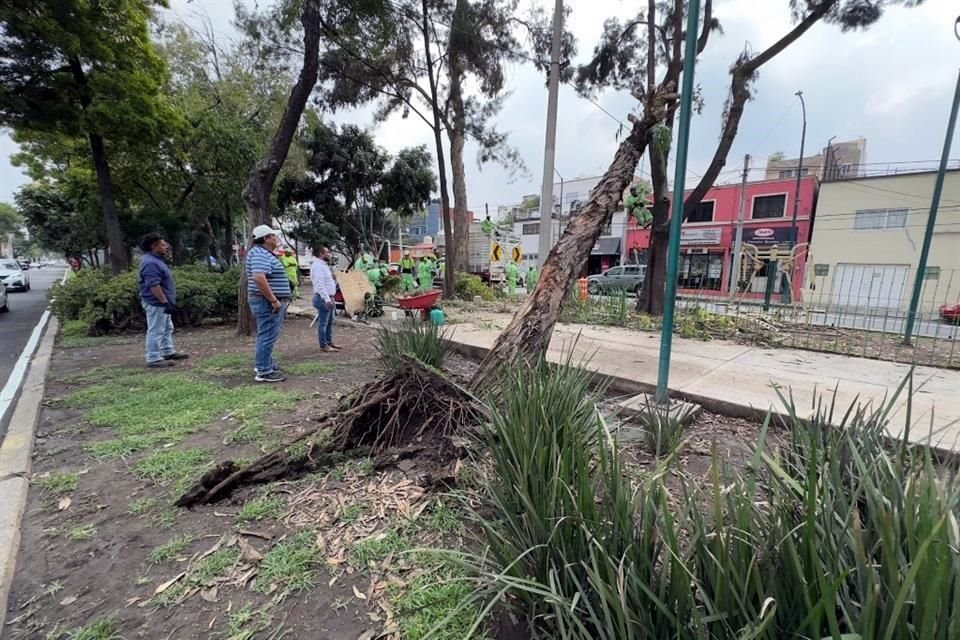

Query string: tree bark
[237,0,322,335]
[87,133,128,274]
[445,0,470,278]
[66,55,127,275]
[421,0,455,294]
[470,118,653,391]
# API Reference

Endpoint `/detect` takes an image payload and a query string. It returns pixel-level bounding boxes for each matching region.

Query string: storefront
[588,237,621,275]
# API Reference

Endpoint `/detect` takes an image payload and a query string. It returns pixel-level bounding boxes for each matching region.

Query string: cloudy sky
[1,0,957,215]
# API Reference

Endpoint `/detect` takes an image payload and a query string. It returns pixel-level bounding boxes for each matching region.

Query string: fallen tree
[177,356,482,506]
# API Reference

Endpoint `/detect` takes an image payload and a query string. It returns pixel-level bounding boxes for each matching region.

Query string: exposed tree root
[176,357,483,507]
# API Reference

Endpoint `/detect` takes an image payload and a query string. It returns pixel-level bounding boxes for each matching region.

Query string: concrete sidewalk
[447,316,960,452]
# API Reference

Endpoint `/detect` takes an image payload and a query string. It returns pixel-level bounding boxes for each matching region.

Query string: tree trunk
[87,133,127,275]
[237,0,322,335]
[636,138,671,314]
[421,0,455,294]
[445,0,470,278]
[470,119,652,391]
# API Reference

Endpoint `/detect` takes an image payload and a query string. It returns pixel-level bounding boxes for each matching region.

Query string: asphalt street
[0,267,65,438]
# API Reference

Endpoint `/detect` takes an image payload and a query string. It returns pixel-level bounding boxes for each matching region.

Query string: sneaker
[146,359,176,368]
[254,370,286,383]
[328,344,342,351]
[163,352,190,361]
[319,346,333,353]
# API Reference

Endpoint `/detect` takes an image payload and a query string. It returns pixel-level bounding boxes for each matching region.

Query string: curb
[0,316,58,630]
[448,337,960,464]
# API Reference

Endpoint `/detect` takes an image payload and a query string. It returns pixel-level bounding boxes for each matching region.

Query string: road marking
[0,270,64,428]
[0,309,52,427]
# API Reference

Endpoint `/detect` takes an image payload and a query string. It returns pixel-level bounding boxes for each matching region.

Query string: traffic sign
[511,246,521,263]
[490,243,502,261]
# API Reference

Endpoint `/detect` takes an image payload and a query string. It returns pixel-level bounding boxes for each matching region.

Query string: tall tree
[278,122,436,259]
[315,0,526,285]
[472,0,923,388]
[0,0,172,274]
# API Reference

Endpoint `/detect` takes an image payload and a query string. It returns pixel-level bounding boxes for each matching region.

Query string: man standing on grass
[310,246,341,353]
[246,225,291,383]
[138,233,189,368]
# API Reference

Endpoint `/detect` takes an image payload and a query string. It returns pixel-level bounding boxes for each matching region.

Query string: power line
[747,102,796,158]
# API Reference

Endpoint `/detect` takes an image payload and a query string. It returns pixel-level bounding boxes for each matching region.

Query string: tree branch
[682,0,834,218]
[696,0,713,54]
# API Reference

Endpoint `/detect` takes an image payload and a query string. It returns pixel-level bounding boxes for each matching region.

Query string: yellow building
[806,169,960,313]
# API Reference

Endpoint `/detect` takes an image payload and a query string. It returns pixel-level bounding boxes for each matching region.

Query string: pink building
[625,175,818,300]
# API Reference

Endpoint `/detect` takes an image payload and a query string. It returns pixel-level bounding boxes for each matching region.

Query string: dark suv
[586,264,646,295]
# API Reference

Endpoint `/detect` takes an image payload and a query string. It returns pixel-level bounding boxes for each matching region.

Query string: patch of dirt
[3,317,402,640]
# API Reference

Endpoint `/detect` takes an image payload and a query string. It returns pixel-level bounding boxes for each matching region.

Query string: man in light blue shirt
[246,225,291,383]
[138,233,188,368]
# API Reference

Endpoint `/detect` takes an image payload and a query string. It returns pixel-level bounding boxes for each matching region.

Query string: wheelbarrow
[396,289,442,320]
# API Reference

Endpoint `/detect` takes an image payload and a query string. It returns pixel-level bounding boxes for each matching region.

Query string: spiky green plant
[376,320,452,370]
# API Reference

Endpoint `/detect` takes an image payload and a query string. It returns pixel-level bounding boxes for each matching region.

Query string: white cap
[252,224,280,239]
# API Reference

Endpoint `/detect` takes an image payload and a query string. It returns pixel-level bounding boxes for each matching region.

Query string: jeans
[249,297,286,374]
[142,300,174,364]
[312,294,334,347]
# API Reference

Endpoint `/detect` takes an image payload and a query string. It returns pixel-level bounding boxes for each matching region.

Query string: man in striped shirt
[246,225,291,383]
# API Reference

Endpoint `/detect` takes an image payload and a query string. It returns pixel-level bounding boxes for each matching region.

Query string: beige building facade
[766,137,867,181]
[806,169,960,313]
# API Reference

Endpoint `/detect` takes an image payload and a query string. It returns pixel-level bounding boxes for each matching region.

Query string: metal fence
[564,264,960,369]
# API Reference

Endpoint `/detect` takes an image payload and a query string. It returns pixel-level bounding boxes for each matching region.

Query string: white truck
[465,222,519,284]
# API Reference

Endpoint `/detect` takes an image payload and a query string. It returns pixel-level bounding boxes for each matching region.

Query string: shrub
[453,371,959,640]
[454,273,494,302]
[376,320,451,370]
[49,264,240,335]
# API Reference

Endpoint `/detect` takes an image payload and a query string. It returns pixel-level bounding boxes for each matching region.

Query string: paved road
[0,268,65,438]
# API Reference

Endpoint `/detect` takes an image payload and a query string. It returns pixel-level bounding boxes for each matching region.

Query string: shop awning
[591,237,621,256]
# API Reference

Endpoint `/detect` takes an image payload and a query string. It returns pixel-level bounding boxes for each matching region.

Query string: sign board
[490,243,502,262]
[814,264,830,277]
[680,228,721,246]
[511,246,522,263]
[744,226,792,246]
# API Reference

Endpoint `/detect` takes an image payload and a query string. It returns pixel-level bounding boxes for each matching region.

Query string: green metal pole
[902,63,960,345]
[763,261,777,311]
[655,0,701,405]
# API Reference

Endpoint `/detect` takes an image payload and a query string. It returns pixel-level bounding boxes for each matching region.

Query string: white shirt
[310,258,337,302]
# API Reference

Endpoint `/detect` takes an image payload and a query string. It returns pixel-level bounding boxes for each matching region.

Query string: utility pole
[554,168,564,246]
[786,90,807,304]
[537,0,563,269]
[655,0,700,405]
[728,154,750,296]
[903,17,960,345]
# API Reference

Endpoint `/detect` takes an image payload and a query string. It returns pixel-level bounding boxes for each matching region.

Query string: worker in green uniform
[366,260,382,290]
[353,253,368,272]
[399,250,416,292]
[506,261,519,296]
[480,216,495,234]
[625,185,653,228]
[416,256,433,291]
[280,249,300,299]
[526,264,538,292]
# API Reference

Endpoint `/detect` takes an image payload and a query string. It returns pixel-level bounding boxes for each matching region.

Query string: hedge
[50,265,241,335]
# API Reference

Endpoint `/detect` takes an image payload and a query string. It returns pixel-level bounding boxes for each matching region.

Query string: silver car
[586,264,646,296]
[0,259,30,292]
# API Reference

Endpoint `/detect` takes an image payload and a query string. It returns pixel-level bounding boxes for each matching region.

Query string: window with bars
[752,194,787,219]
[853,208,909,230]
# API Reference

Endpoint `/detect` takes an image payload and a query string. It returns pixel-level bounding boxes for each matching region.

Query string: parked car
[17,260,31,271]
[939,302,960,324]
[586,264,646,296]
[0,259,30,292]
[0,281,7,312]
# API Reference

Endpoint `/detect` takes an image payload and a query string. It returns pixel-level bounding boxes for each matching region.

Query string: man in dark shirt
[138,233,188,368]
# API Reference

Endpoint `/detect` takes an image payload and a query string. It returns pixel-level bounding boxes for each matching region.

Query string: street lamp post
[784,90,807,304]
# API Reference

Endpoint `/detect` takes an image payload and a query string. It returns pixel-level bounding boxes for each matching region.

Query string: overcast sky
[1,0,957,215]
